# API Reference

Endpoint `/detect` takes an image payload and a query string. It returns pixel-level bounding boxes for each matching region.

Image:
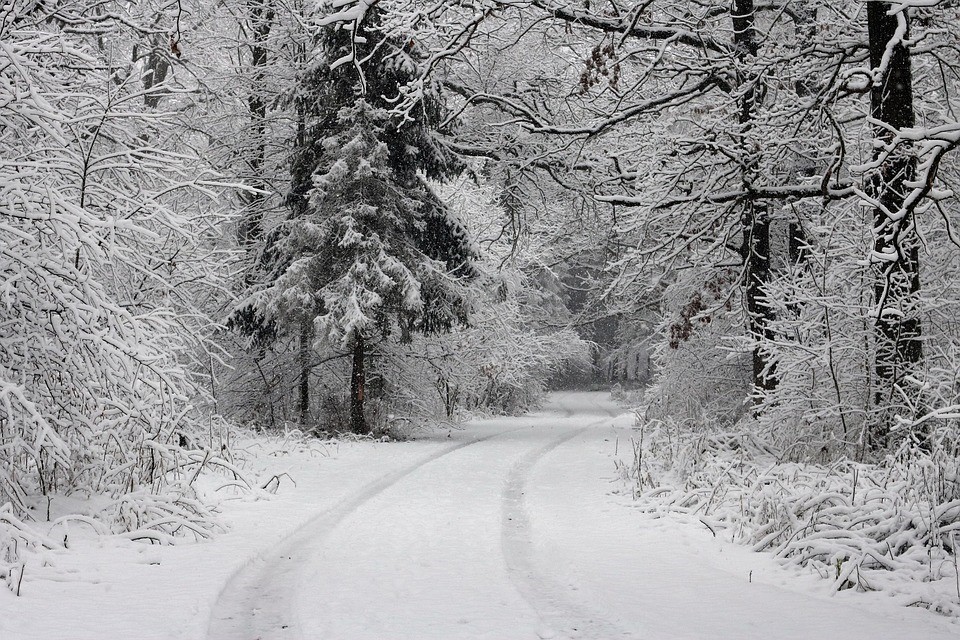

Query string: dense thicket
[1,0,235,583]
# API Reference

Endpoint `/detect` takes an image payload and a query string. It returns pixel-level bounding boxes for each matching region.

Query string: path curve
[207,428,519,639]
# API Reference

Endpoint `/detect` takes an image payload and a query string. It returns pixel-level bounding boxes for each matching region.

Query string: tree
[235,0,279,252]
[865,0,921,443]
[233,7,473,433]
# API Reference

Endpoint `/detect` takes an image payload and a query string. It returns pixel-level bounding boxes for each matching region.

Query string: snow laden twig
[110,486,226,545]
[0,503,60,590]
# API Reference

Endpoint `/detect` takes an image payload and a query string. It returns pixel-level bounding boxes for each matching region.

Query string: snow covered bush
[642,267,753,428]
[375,278,593,421]
[743,203,877,458]
[0,2,236,580]
[625,418,960,615]
[424,175,594,417]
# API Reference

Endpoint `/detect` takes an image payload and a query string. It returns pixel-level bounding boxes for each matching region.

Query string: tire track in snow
[207,427,521,640]
[501,408,635,640]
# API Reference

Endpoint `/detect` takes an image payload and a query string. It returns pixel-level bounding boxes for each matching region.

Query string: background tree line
[320,0,960,459]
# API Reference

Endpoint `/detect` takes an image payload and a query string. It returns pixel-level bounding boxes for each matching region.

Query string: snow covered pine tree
[231,6,473,434]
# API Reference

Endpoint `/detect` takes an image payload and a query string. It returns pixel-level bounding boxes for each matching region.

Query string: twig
[699,517,717,537]
[953,532,959,604]
[261,472,296,492]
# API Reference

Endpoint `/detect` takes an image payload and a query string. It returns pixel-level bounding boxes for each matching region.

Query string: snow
[4,392,959,639]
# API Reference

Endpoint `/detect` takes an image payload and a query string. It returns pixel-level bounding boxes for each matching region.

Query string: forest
[3,0,960,630]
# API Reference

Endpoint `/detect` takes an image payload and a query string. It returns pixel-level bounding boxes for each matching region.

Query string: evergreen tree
[232,7,473,433]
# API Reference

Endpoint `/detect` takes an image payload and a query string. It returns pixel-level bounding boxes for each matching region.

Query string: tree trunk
[237,0,275,253]
[745,204,776,391]
[142,39,170,109]
[298,318,313,426]
[350,332,368,434]
[867,2,921,445]
[785,1,818,276]
[732,0,776,394]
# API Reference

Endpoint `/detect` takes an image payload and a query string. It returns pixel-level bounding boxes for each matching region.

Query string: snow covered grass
[0,419,435,598]
[621,418,960,616]
[0,422,321,595]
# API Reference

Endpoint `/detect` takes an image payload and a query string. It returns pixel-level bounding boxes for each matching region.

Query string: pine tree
[232,7,473,433]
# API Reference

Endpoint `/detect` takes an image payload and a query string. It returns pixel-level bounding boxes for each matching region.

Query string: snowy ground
[4,392,959,639]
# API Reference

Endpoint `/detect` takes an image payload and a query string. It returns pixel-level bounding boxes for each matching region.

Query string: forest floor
[4,391,960,639]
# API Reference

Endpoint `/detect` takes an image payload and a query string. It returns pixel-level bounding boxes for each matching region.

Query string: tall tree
[732,0,777,394]
[233,7,473,432]
[866,0,921,443]
[236,0,278,252]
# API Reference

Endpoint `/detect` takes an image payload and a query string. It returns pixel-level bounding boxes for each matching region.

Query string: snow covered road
[6,392,959,639]
[208,396,620,640]
[206,393,959,640]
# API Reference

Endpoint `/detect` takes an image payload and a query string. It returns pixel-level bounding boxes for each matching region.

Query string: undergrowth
[620,418,960,616]
[0,419,288,594]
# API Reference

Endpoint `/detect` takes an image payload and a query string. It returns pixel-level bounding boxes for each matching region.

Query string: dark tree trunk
[867,2,921,445]
[732,0,777,394]
[745,204,776,391]
[788,223,808,268]
[237,0,275,252]
[731,0,759,121]
[298,319,313,426]
[785,1,818,276]
[350,332,368,434]
[142,41,170,109]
